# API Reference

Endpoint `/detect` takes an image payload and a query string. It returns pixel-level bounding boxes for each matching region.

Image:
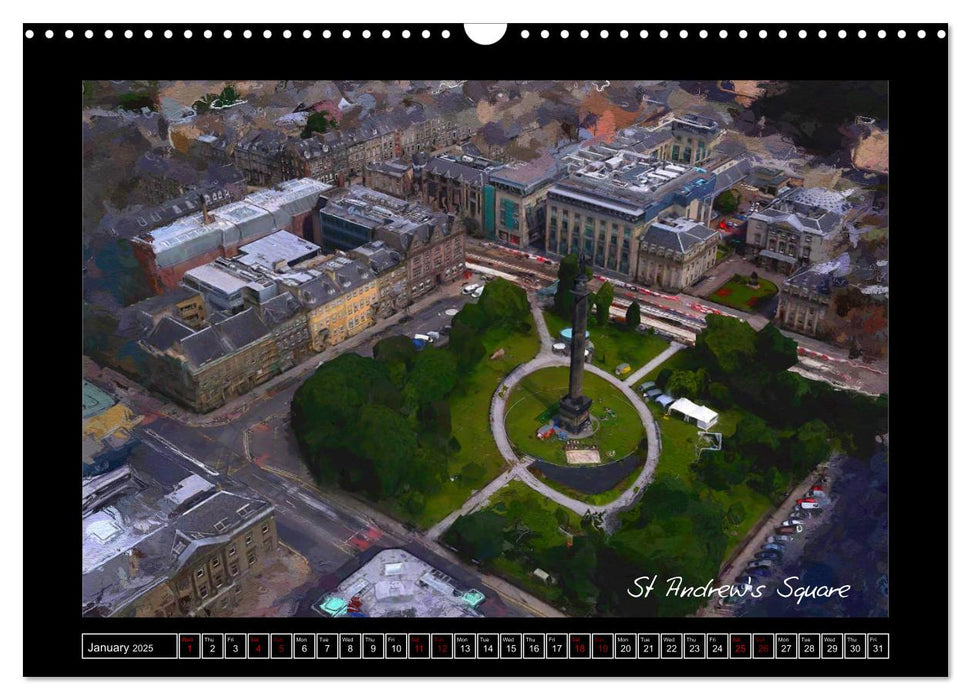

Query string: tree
[787,419,832,475]
[404,348,458,407]
[755,323,798,373]
[594,282,614,325]
[448,319,486,371]
[447,511,507,562]
[373,335,418,368]
[354,404,418,497]
[695,314,758,375]
[479,278,531,331]
[666,369,708,399]
[302,110,338,138]
[625,301,642,329]
[715,189,741,214]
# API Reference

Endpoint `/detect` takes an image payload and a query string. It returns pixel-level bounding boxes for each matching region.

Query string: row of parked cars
[731,485,829,596]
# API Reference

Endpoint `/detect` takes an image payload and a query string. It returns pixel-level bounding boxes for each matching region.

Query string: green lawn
[504,366,645,466]
[707,277,778,312]
[544,311,668,374]
[464,480,582,607]
[411,322,540,529]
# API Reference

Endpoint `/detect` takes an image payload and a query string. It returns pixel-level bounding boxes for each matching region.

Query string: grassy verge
[544,311,668,373]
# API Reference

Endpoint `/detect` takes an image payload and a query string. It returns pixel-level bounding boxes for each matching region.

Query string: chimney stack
[200,194,215,225]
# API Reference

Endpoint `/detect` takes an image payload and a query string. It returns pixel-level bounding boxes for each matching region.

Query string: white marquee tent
[668,397,719,430]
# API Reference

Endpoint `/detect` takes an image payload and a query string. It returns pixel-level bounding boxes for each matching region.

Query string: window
[262,523,270,534]
[196,569,205,578]
[228,546,236,557]
[230,563,239,576]
[245,535,253,546]
[199,586,208,599]
[211,557,221,569]
[247,551,257,565]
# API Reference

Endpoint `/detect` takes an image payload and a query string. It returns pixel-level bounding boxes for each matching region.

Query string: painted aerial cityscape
[82,79,889,620]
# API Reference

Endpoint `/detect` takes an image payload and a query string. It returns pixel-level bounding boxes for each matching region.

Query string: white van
[471,286,484,299]
[462,283,481,295]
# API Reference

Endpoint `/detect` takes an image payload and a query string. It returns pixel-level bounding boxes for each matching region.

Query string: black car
[755,550,782,561]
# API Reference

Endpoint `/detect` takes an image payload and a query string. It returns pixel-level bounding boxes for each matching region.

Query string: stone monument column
[558,252,593,433]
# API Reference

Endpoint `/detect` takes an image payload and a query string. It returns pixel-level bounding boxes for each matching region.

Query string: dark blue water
[735,449,889,617]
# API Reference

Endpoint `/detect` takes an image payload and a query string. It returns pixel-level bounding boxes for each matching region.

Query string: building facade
[775,267,837,338]
[635,218,719,292]
[420,154,499,237]
[546,156,715,278]
[364,158,415,199]
[746,187,851,271]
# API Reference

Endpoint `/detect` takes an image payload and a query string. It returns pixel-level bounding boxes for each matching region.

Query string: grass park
[707,276,778,312]
[544,311,669,373]
[412,322,540,528]
[503,366,645,467]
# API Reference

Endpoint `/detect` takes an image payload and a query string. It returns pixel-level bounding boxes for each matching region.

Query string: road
[90,281,556,619]
[467,240,889,395]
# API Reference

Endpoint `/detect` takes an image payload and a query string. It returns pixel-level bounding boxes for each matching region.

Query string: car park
[763,543,786,553]
[462,283,482,295]
[798,501,822,510]
[782,518,805,527]
[767,535,792,544]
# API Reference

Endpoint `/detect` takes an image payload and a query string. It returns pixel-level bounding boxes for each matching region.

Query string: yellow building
[291,255,381,351]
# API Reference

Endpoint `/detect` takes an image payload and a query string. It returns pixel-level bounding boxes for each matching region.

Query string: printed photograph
[81,79,889,620]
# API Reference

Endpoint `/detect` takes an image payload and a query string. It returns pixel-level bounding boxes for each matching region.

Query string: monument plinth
[558,253,593,434]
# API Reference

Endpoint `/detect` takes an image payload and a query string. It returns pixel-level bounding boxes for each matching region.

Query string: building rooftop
[236,230,321,271]
[135,178,331,268]
[489,152,564,192]
[423,154,500,186]
[82,441,273,616]
[82,380,116,419]
[550,154,716,220]
[365,158,413,178]
[349,240,404,274]
[644,217,719,254]
[749,186,850,236]
[316,548,485,618]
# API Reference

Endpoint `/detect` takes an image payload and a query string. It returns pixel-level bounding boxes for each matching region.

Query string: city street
[96,281,552,619]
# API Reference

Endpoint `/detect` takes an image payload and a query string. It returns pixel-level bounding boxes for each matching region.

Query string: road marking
[144,429,220,476]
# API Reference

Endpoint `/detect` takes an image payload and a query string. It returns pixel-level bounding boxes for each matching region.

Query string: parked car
[763,543,786,553]
[745,565,772,577]
[781,519,805,528]
[440,325,451,336]
[462,283,482,295]
[426,331,441,341]
[472,286,484,299]
[798,501,823,510]
[767,535,792,544]
[775,525,800,535]
[756,550,782,561]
